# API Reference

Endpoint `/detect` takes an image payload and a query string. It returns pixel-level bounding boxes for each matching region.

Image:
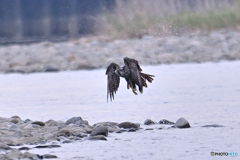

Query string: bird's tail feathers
[140,73,154,83]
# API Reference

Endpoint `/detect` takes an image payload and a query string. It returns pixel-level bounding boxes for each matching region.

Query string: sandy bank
[0,29,240,73]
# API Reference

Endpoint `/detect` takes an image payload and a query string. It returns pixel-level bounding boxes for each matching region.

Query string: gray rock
[22,152,42,160]
[32,121,45,126]
[202,124,224,127]
[115,129,128,133]
[90,126,108,137]
[0,150,41,160]
[8,124,21,132]
[65,117,83,125]
[42,154,58,159]
[128,128,137,132]
[159,119,175,125]
[5,149,23,159]
[145,128,154,130]
[62,140,73,143]
[24,124,34,130]
[45,120,58,127]
[34,145,61,149]
[10,116,22,124]
[75,120,89,126]
[144,119,156,125]
[43,126,59,133]
[11,115,21,119]
[118,122,140,129]
[0,142,12,150]
[93,122,118,127]
[45,120,66,128]
[24,119,32,123]
[32,124,41,129]
[175,118,191,128]
[45,66,59,72]
[87,135,107,141]
[93,122,118,133]
[14,130,23,137]
[10,118,20,124]
[57,128,74,137]
[68,137,82,141]
[18,147,31,150]
[43,133,57,142]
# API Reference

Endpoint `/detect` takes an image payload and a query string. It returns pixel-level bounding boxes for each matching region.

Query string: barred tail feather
[140,73,154,83]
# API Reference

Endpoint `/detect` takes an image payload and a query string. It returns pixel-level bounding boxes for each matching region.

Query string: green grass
[99,1,240,39]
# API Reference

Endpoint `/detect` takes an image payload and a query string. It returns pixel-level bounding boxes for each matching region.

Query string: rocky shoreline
[0,29,240,74]
[0,115,224,160]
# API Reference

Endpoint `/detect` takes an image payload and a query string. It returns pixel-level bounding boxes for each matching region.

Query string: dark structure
[0,0,115,44]
[106,57,154,102]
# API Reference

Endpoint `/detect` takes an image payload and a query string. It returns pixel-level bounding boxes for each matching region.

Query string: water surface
[0,61,239,159]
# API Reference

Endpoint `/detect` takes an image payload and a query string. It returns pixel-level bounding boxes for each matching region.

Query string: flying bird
[106,57,154,102]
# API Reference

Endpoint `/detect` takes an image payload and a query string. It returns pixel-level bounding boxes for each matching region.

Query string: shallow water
[0,61,240,159]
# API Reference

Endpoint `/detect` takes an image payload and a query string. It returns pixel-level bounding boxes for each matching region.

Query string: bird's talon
[132,88,138,95]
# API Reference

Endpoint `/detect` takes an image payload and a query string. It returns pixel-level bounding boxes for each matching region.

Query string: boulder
[175,118,191,128]
[90,126,108,137]
[118,122,140,129]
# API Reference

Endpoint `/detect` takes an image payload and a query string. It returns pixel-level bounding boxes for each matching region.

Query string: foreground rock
[144,119,156,125]
[118,122,140,129]
[0,116,142,148]
[90,126,108,137]
[175,118,191,128]
[1,29,240,73]
[202,124,224,127]
[1,116,225,159]
[0,149,57,160]
[159,119,175,125]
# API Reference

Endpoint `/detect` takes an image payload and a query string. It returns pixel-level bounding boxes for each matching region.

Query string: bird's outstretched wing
[106,63,120,102]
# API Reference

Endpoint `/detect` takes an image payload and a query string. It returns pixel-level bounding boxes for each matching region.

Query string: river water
[0,61,240,159]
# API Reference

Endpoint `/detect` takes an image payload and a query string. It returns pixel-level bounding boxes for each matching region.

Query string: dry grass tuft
[98,0,240,39]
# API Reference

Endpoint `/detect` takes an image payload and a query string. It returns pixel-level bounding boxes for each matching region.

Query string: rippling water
[1,61,240,159]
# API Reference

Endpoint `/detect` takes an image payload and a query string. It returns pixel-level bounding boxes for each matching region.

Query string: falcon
[106,57,154,102]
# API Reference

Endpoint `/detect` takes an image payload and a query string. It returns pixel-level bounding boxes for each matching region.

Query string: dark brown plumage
[106,57,154,102]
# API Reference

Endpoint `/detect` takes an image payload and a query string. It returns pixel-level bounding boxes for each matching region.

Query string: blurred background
[0,0,240,73]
